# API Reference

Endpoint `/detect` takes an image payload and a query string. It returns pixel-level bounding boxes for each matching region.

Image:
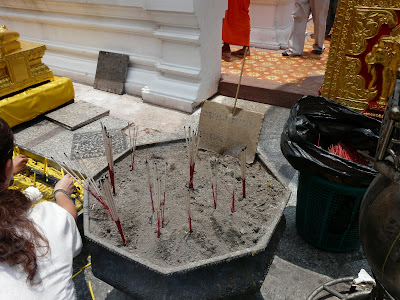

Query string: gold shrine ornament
[0,25,54,98]
[321,0,400,118]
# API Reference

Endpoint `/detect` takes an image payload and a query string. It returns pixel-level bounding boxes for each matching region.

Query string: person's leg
[325,0,338,36]
[228,0,251,56]
[311,0,330,54]
[231,46,250,56]
[284,0,311,56]
[222,42,231,54]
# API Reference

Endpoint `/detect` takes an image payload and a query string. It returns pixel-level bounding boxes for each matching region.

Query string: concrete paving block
[93,51,129,95]
[71,129,127,159]
[261,256,332,300]
[45,102,109,130]
[74,115,129,133]
[13,119,64,149]
[24,116,129,174]
[31,130,74,163]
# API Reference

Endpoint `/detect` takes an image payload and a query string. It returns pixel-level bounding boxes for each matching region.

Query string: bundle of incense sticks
[99,177,126,246]
[186,188,193,233]
[210,157,218,209]
[184,126,200,190]
[240,147,246,199]
[53,154,126,246]
[145,153,155,213]
[101,123,115,195]
[128,123,138,171]
[55,154,109,214]
[51,153,111,215]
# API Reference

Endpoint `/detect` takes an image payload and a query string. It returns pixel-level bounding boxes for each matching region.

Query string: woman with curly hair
[0,117,82,299]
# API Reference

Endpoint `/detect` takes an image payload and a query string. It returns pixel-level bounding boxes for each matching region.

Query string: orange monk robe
[222,0,251,47]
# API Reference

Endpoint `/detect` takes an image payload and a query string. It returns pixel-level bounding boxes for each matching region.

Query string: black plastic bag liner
[281,95,380,187]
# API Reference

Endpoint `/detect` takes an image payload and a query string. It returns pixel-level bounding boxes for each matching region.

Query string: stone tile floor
[13,82,371,299]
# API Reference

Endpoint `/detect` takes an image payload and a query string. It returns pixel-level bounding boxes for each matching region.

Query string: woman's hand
[13,155,28,175]
[54,174,77,221]
[54,174,75,195]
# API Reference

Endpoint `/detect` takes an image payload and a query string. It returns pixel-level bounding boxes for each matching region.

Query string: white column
[141,0,227,112]
[249,0,295,50]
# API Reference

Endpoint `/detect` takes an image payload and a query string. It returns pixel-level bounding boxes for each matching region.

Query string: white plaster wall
[0,0,227,112]
[249,0,295,49]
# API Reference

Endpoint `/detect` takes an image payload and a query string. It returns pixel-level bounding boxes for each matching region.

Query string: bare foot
[222,42,231,54]
[231,46,250,56]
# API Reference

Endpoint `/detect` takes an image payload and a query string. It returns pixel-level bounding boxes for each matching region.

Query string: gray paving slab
[33,117,128,173]
[94,51,129,95]
[45,101,109,130]
[13,116,129,176]
[261,256,332,300]
[71,129,127,159]
[13,119,63,148]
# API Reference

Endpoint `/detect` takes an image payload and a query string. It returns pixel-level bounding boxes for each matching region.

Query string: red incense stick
[101,178,127,246]
[210,157,218,209]
[107,163,116,195]
[212,183,217,209]
[242,178,246,199]
[231,189,235,213]
[149,185,154,212]
[157,209,161,238]
[88,188,108,210]
[145,159,155,212]
[162,191,165,228]
[116,219,126,246]
[240,148,246,199]
[186,189,193,233]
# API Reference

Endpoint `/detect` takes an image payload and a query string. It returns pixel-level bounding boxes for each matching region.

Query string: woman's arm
[54,174,77,221]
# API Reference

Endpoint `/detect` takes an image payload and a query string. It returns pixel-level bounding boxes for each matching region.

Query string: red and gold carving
[322,1,400,118]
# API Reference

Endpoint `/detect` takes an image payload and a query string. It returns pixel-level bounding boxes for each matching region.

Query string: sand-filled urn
[83,140,289,299]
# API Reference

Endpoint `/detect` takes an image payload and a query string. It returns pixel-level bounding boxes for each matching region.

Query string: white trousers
[287,0,330,55]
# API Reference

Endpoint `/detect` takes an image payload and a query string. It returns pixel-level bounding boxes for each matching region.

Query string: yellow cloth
[222,0,251,47]
[0,76,74,127]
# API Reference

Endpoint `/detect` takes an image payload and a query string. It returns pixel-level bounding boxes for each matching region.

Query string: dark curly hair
[0,118,49,285]
[0,117,13,172]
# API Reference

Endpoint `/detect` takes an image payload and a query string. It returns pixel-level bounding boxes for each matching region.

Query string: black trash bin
[281,95,381,252]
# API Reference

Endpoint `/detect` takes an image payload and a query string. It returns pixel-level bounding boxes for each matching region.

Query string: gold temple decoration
[0,25,53,98]
[366,36,400,106]
[0,25,74,128]
[321,0,400,118]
